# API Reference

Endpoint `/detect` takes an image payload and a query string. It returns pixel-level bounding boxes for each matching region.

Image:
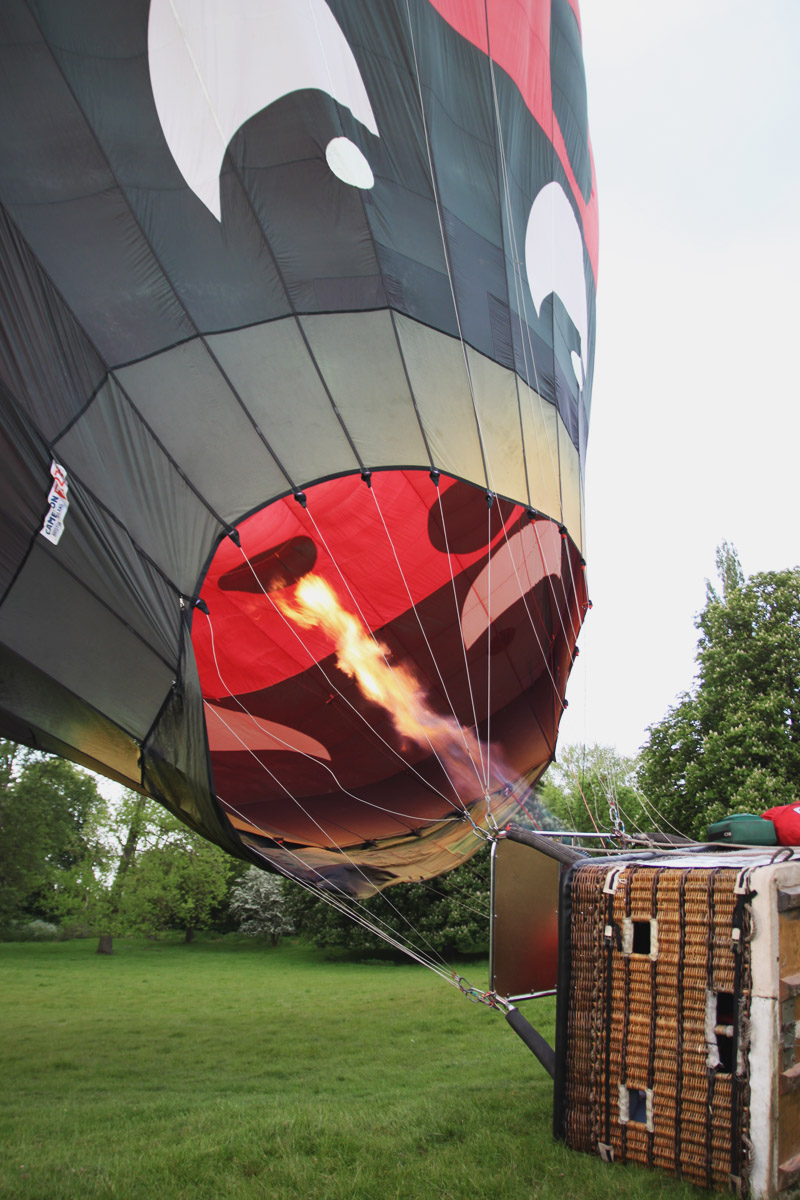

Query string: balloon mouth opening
[218,535,317,594]
[192,471,587,877]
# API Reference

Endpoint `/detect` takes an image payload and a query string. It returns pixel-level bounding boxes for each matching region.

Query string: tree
[229,868,294,944]
[120,809,235,942]
[638,545,800,838]
[0,741,107,933]
[283,844,492,958]
[0,746,239,946]
[538,743,649,835]
[59,790,241,948]
[92,792,148,954]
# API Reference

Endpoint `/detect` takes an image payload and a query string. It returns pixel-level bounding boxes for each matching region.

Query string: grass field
[0,937,706,1200]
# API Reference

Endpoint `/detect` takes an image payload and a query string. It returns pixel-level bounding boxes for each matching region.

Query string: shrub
[14,919,60,941]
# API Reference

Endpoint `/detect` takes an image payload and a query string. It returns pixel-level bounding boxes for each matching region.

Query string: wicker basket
[555,862,751,1191]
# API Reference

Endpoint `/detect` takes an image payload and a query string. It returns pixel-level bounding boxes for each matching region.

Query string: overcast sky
[557,0,800,757]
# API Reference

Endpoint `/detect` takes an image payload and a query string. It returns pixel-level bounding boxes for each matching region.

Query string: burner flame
[278,573,503,800]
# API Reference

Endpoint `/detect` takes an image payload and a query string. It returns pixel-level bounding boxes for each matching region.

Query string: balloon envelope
[0,0,596,894]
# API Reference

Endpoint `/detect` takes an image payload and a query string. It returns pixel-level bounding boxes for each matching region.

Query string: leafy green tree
[229,867,294,944]
[283,844,491,958]
[538,743,649,835]
[56,790,241,949]
[120,809,235,943]
[638,545,800,838]
[32,787,156,952]
[0,747,239,946]
[0,740,107,933]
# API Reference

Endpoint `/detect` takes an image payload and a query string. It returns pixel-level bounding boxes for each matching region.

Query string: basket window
[631,921,651,955]
[628,1088,647,1123]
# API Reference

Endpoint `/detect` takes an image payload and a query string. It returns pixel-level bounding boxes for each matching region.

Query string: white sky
[557,0,800,757]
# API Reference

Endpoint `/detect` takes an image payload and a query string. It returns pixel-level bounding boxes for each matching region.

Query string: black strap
[674,870,689,1178]
[730,881,753,1183]
[603,878,617,1149]
[646,868,662,1169]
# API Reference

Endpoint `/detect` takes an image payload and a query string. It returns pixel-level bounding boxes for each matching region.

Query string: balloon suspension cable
[406,5,584,792]
[231,522,477,817]
[453,974,501,1009]
[484,496,493,804]
[485,46,593,725]
[428,477,564,834]
[559,757,608,845]
[485,47,562,501]
[297,506,486,822]
[197,547,504,992]
[632,785,693,843]
[418,876,496,922]
[206,699,470,977]
[366,485,490,801]
[402,0,492,497]
[480,494,572,726]
[199,589,497,980]
[554,751,687,851]
[200,604,455,828]
[221,786,490,992]
[430,481,489,788]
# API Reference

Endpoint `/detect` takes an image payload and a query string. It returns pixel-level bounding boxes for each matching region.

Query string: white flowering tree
[229,867,294,945]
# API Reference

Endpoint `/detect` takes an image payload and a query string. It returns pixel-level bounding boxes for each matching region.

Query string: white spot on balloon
[326,137,374,189]
[525,181,589,380]
[204,703,331,760]
[571,350,584,389]
[148,0,379,220]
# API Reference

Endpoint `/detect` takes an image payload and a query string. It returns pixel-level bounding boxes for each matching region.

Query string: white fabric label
[40,460,69,545]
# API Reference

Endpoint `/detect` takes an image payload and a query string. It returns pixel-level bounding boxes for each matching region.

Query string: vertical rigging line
[401,0,491,493]
[485,497,493,808]
[240,823,464,983]
[432,484,487,785]
[306,0,439,476]
[203,694,445,830]
[482,11,585,697]
[557,532,582,645]
[487,55,589,691]
[204,532,473,814]
[492,511,563,698]
[560,757,607,842]
[301,504,483,808]
[37,4,300,496]
[403,0,581,758]
[546,22,565,530]
[484,28,562,501]
[532,521,578,648]
[368,485,490,796]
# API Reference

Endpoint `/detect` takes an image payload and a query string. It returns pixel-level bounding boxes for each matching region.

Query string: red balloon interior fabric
[193,470,586,852]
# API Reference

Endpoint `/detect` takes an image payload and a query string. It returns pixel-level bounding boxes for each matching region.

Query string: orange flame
[277,573,501,800]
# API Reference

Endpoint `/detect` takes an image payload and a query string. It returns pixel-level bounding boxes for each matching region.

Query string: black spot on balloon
[219,535,317,594]
[428,482,516,554]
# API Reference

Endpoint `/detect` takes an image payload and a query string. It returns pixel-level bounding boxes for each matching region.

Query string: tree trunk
[184,926,194,944]
[98,795,147,952]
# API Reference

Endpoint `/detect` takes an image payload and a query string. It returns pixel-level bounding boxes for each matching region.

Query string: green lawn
[0,938,704,1200]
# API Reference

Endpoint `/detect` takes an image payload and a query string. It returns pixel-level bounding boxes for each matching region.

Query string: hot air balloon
[0,0,596,897]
